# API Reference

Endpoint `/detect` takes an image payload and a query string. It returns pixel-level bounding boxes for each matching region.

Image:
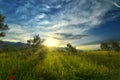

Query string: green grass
[0,49,120,80]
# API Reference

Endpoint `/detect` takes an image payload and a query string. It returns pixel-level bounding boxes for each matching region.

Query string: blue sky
[0,0,120,49]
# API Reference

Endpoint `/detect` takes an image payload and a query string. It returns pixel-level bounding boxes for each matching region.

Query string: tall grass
[0,49,120,80]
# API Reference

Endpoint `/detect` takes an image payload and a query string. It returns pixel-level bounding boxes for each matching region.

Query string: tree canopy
[0,13,9,41]
[65,43,77,55]
[100,40,120,51]
[27,35,45,48]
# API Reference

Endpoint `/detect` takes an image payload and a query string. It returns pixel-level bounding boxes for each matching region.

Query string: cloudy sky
[0,0,120,49]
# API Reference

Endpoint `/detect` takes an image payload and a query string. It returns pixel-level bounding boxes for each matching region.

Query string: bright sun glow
[47,42,55,47]
[45,38,58,47]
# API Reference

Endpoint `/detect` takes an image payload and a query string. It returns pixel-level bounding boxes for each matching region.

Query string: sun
[47,42,55,47]
[44,38,58,47]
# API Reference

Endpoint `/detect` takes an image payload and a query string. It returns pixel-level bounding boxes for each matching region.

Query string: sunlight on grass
[0,50,120,80]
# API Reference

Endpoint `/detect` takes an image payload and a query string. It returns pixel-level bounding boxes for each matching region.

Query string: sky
[0,0,120,50]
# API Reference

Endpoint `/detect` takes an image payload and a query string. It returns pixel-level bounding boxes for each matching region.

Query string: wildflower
[9,75,15,80]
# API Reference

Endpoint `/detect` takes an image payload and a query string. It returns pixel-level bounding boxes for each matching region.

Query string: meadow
[0,48,120,80]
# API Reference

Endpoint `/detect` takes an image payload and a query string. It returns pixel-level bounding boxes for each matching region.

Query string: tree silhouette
[100,40,120,51]
[27,35,47,60]
[100,41,110,50]
[27,35,45,48]
[108,40,120,51]
[0,13,9,41]
[65,43,77,55]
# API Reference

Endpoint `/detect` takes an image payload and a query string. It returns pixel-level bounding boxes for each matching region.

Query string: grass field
[0,48,120,80]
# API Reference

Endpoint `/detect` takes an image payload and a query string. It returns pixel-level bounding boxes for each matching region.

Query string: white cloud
[42,4,50,9]
[35,14,46,19]
[55,5,62,8]
[42,0,117,36]
[3,0,119,47]
[4,24,32,43]
[36,0,118,47]
[16,2,31,14]
[9,25,26,34]
[113,2,120,8]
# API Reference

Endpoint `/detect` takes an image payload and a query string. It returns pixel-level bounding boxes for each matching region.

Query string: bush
[100,40,120,51]
[65,43,77,55]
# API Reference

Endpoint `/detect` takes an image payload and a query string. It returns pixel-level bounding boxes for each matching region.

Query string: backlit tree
[0,13,9,41]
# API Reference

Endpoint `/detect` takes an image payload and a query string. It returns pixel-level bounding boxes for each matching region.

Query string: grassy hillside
[0,48,120,80]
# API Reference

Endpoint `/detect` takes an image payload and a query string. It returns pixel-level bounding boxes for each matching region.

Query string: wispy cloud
[0,0,120,47]
[113,2,120,8]
[4,24,32,42]
[52,33,88,40]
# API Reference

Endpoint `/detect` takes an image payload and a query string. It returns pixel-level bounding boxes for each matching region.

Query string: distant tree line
[100,40,120,51]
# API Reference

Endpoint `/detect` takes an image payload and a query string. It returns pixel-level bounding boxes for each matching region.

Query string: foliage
[65,43,77,55]
[0,13,9,40]
[27,35,47,60]
[108,40,120,51]
[27,35,45,48]
[100,40,120,51]
[100,41,110,50]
